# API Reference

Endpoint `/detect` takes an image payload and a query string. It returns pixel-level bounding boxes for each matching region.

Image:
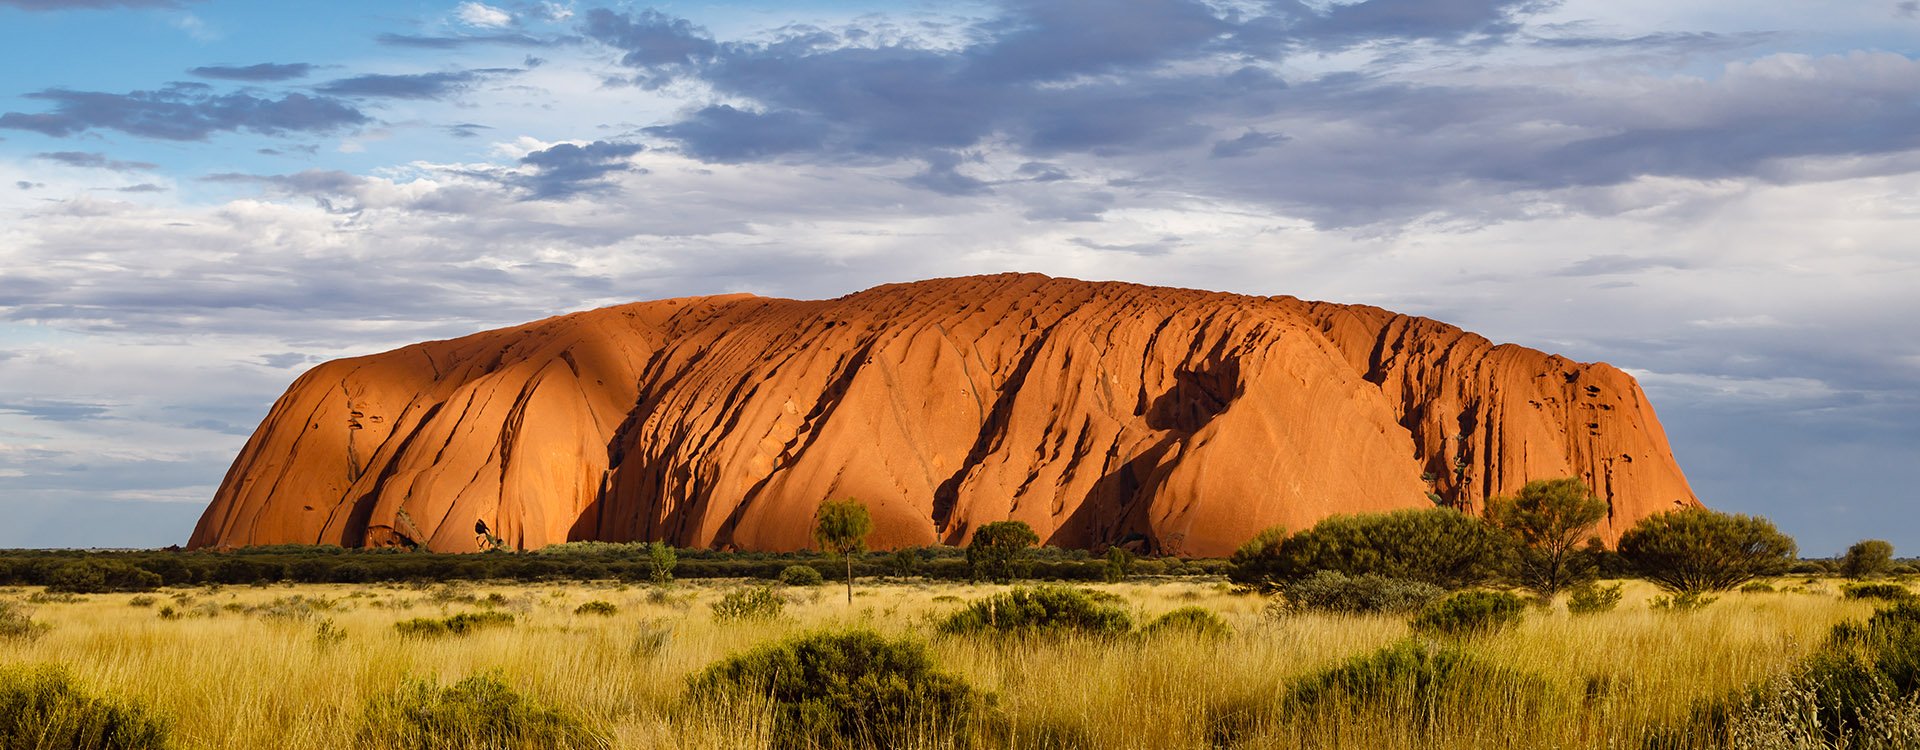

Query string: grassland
[0,576,1892,749]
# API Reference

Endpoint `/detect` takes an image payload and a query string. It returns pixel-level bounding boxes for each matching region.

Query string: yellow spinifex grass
[0,577,1881,749]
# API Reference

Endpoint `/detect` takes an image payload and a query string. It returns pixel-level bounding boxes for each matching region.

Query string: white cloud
[456,2,513,28]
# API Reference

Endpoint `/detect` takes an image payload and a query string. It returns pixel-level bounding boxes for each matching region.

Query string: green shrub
[573,600,619,616]
[357,673,609,750]
[1250,639,1550,741]
[1276,570,1444,615]
[0,600,50,641]
[1843,540,1897,580]
[937,586,1131,637]
[1617,508,1797,594]
[1410,591,1527,637]
[778,565,825,587]
[967,521,1040,583]
[315,618,347,650]
[1651,591,1718,613]
[1566,582,1623,615]
[1233,508,1513,591]
[1141,606,1232,639]
[0,663,171,750]
[1685,602,1920,746]
[686,629,988,750]
[1228,526,1288,590]
[394,611,515,638]
[1740,582,1776,593]
[47,561,162,594]
[711,586,785,623]
[1844,583,1915,603]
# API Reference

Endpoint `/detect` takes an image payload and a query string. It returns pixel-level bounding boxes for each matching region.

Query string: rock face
[190,274,1699,556]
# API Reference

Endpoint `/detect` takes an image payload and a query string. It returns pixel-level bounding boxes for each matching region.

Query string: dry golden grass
[0,577,1882,749]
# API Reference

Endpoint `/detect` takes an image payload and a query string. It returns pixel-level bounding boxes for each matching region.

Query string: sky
[0,0,1914,555]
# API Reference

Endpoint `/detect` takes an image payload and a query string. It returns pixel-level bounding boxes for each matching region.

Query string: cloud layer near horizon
[0,0,1915,553]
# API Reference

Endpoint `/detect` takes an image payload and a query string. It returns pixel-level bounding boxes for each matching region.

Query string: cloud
[0,398,115,421]
[187,62,313,82]
[35,151,158,171]
[514,140,645,198]
[581,7,718,86]
[0,83,366,141]
[316,69,512,100]
[374,32,569,48]
[456,2,512,28]
[116,183,168,193]
[1552,254,1692,277]
[1259,0,1553,48]
[1210,130,1289,158]
[447,122,491,138]
[257,352,312,368]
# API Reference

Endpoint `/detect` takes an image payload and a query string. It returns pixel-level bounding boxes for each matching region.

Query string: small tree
[1617,508,1797,595]
[1842,539,1896,580]
[813,498,873,605]
[645,542,677,586]
[1103,547,1136,583]
[1488,478,1608,597]
[967,521,1039,583]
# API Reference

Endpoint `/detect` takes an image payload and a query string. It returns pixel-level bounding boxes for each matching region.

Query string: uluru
[189,274,1699,556]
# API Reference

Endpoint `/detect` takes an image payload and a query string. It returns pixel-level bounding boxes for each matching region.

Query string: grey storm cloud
[581,8,718,86]
[316,69,515,100]
[0,83,367,141]
[1210,130,1289,158]
[515,140,645,199]
[1248,0,1553,49]
[35,151,158,171]
[586,1,1920,226]
[187,63,313,82]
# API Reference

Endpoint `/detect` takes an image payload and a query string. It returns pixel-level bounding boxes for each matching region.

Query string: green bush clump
[711,586,785,623]
[1141,606,1232,639]
[46,561,162,594]
[357,673,609,750]
[1843,539,1897,580]
[1843,583,1915,603]
[686,629,988,749]
[778,565,825,587]
[573,600,619,616]
[0,664,171,750]
[937,586,1132,637]
[1617,508,1797,595]
[1236,639,1550,742]
[1230,509,1513,591]
[1740,582,1776,594]
[394,611,515,638]
[967,521,1040,583]
[1409,591,1528,638]
[1566,582,1624,615]
[1276,570,1444,615]
[1651,592,1718,613]
[1674,602,1920,746]
[1,600,50,641]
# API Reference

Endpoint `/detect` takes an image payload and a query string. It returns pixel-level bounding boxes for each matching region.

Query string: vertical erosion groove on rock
[189,274,1699,555]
